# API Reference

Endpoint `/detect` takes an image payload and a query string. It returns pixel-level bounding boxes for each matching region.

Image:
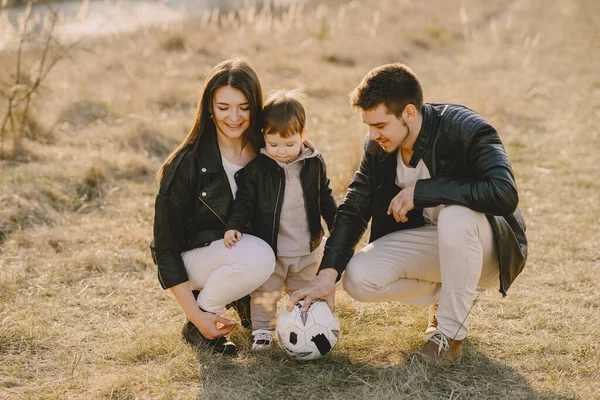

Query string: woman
[152,58,276,356]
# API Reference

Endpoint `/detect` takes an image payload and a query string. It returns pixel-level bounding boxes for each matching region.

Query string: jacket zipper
[157,270,167,289]
[301,161,313,252]
[198,196,225,225]
[271,175,283,245]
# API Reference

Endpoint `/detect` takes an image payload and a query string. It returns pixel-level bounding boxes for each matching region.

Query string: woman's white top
[221,155,244,200]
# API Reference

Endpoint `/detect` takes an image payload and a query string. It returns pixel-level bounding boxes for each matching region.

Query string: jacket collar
[198,129,224,174]
[408,103,438,168]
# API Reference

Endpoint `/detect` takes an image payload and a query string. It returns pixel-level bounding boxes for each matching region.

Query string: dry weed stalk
[0,0,67,158]
[198,0,310,36]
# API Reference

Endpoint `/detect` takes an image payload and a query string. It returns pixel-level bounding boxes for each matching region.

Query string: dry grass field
[1,0,599,398]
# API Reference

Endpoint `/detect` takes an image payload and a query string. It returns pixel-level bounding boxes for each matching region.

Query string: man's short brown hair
[349,63,423,117]
[263,89,306,138]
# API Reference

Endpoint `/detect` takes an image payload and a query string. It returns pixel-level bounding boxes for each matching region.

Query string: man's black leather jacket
[319,103,527,295]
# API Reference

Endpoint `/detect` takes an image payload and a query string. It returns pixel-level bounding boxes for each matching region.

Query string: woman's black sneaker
[226,295,252,329]
[181,320,238,356]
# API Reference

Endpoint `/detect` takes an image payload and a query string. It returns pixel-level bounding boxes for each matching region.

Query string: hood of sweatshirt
[260,138,319,168]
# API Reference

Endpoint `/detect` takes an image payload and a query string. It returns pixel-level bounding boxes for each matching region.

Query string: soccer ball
[276,299,340,360]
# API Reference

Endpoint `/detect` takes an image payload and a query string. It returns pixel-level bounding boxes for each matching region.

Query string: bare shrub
[0,1,67,159]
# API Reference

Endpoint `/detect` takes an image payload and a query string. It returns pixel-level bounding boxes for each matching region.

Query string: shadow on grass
[193,336,572,400]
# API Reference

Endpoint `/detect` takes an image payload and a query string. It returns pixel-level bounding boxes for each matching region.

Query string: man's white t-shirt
[395,153,443,225]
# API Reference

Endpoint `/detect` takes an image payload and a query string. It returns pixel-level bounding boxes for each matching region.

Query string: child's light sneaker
[252,329,273,350]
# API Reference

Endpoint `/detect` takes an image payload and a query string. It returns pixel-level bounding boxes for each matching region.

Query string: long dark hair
[158,57,263,180]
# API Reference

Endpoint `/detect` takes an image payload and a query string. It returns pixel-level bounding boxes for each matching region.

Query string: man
[288,63,527,366]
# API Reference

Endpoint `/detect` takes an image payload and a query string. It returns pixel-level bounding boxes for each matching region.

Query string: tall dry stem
[0,0,70,158]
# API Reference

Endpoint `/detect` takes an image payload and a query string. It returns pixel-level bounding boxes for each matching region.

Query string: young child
[224,89,337,350]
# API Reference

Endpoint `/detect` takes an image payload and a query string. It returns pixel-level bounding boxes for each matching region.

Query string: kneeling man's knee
[342,256,371,302]
[438,206,482,246]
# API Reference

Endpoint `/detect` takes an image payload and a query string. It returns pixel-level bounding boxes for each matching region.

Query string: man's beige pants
[342,205,499,340]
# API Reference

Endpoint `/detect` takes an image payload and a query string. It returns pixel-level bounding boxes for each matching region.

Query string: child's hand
[224,230,242,248]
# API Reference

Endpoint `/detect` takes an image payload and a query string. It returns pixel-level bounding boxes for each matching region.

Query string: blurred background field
[0,0,598,399]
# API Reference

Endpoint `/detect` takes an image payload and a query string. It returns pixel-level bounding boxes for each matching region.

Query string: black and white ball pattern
[276,299,340,360]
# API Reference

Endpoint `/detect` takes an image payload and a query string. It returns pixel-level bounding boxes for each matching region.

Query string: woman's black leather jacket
[152,131,240,289]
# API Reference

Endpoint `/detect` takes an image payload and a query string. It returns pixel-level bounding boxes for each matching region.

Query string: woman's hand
[190,311,236,340]
[224,230,242,248]
[170,281,236,340]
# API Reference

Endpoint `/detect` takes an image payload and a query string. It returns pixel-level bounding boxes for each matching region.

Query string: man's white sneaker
[251,329,273,350]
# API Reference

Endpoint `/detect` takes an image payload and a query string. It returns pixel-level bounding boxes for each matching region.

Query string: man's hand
[224,230,242,248]
[387,185,415,223]
[287,268,338,312]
